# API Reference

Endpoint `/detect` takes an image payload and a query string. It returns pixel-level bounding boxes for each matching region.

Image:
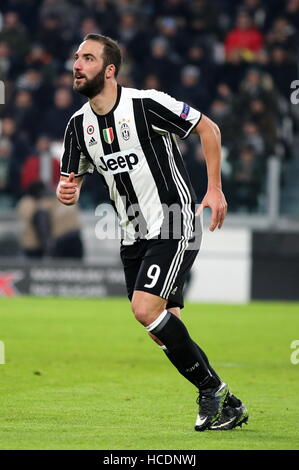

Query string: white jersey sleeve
[143,89,202,139]
[60,117,94,178]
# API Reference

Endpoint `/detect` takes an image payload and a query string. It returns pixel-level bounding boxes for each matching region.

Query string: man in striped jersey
[57,34,248,431]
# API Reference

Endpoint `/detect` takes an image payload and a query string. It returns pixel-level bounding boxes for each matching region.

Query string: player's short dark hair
[84,34,122,77]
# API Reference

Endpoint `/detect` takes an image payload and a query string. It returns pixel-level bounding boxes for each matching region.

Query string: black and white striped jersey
[60,85,202,245]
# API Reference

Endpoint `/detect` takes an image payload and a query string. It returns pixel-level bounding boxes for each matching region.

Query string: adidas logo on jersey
[89,137,97,147]
[95,148,142,175]
[171,286,178,295]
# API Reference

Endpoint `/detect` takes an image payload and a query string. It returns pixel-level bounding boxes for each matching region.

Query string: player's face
[73,41,106,98]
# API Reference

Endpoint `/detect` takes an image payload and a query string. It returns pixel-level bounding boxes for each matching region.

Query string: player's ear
[106,64,115,79]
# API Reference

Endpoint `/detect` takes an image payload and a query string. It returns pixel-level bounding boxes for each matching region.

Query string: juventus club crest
[121,122,130,141]
[118,119,131,141]
[103,127,114,144]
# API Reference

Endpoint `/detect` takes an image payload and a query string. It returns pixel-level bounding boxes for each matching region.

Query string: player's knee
[131,300,163,326]
[131,302,151,325]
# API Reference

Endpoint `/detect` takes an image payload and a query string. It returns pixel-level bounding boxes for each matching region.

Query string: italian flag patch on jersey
[103,127,114,144]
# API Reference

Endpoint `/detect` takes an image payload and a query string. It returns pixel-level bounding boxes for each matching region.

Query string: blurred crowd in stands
[0,0,298,214]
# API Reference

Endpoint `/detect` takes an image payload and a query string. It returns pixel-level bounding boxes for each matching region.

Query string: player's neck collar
[89,84,122,118]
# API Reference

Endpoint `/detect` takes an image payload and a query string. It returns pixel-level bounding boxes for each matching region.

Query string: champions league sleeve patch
[180,103,190,119]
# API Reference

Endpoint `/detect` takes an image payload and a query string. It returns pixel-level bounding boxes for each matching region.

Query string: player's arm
[56,172,84,206]
[192,114,227,231]
[58,117,94,206]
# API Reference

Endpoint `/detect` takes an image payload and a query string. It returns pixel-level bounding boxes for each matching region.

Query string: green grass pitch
[0,297,298,450]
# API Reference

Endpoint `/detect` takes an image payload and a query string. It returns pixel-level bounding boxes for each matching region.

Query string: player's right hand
[57,172,79,205]
[196,187,227,231]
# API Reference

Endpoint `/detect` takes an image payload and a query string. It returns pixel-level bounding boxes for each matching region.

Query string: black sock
[193,342,221,383]
[162,340,221,388]
[163,340,238,406]
[148,311,220,389]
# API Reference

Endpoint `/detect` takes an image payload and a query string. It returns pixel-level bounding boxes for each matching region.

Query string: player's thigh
[134,238,198,309]
[120,240,147,302]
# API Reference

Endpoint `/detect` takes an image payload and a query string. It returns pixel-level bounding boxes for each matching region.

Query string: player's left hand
[195,188,228,231]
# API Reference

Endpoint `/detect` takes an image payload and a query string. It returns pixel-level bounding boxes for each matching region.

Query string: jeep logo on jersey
[95,148,141,175]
